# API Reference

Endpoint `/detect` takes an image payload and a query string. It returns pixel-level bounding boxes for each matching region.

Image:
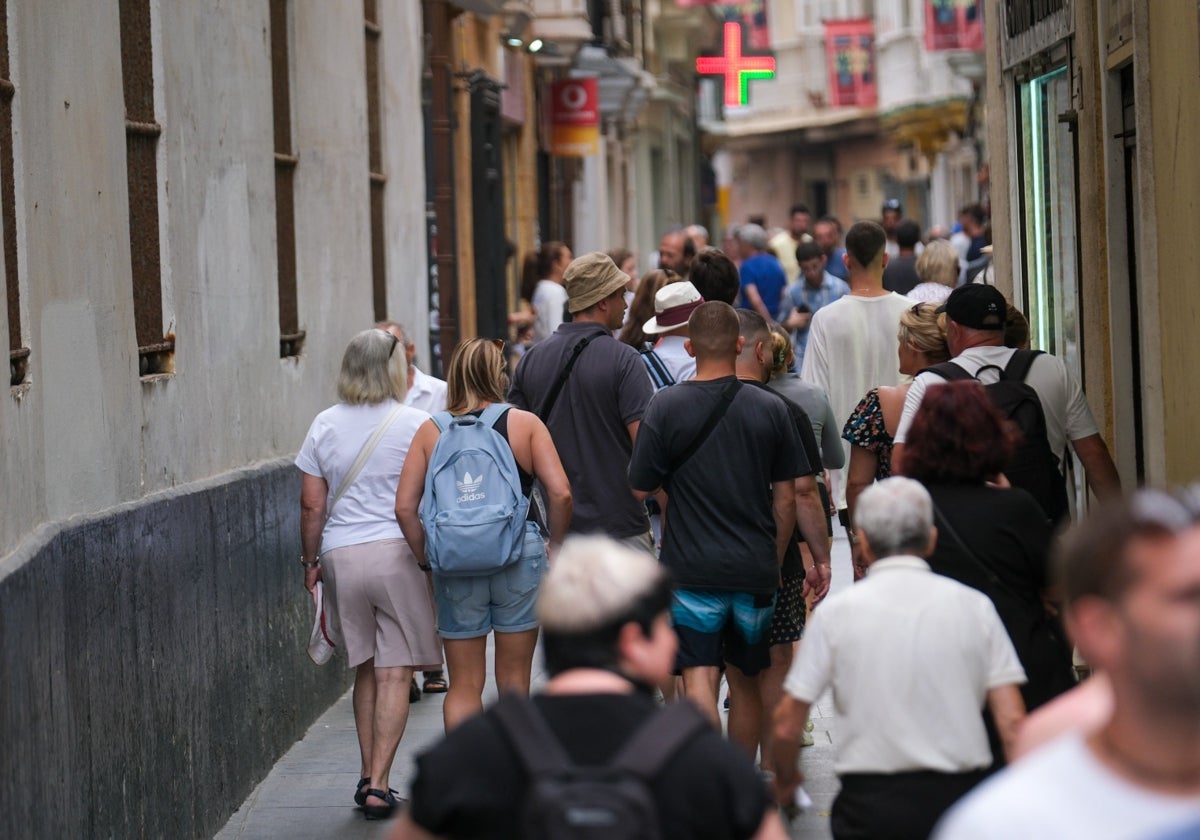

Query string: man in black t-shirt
[628,302,804,727]
[396,536,788,840]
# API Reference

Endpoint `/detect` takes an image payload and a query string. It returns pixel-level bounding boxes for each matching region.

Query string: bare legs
[442,629,539,731]
[725,663,763,759]
[352,659,414,809]
[681,666,723,729]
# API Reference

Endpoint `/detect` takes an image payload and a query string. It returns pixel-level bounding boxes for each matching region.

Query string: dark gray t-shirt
[628,376,807,594]
[509,321,653,538]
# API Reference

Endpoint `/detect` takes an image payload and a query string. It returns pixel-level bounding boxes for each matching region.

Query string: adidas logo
[456,471,487,503]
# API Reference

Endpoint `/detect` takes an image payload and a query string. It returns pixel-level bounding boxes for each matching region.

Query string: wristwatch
[300,556,320,569]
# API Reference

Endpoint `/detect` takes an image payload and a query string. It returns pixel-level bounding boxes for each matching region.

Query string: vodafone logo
[559,82,588,111]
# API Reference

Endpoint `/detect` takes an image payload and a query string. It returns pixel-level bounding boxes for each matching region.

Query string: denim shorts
[431,521,546,639]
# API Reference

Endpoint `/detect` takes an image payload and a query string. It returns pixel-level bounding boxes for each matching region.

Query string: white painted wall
[0,1,427,556]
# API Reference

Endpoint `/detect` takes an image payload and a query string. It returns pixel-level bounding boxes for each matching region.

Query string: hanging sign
[825,19,877,108]
[695,21,776,108]
[549,77,599,157]
[925,0,985,51]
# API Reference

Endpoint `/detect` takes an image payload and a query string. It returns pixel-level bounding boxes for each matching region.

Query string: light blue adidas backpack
[419,403,530,576]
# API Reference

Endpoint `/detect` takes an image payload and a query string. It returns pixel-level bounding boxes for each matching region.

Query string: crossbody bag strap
[609,702,708,780]
[491,694,573,777]
[931,500,1016,599]
[327,403,405,518]
[537,336,593,421]
[671,379,742,473]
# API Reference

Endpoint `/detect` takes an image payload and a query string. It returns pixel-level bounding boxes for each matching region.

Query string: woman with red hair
[901,380,1075,760]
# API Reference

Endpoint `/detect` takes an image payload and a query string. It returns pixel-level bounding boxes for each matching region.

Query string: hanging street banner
[696,21,777,108]
[548,77,599,157]
[925,0,985,51]
[825,18,877,108]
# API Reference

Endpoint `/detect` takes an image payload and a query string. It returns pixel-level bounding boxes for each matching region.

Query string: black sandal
[353,776,370,807]
[422,671,448,694]
[362,788,398,820]
[409,678,421,703]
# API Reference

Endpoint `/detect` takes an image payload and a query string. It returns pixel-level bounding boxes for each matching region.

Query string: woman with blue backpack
[396,337,572,731]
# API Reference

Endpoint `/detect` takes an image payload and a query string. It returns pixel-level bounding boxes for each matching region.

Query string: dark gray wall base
[0,458,352,839]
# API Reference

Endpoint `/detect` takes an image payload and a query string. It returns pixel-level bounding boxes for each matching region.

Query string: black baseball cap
[937,284,1007,330]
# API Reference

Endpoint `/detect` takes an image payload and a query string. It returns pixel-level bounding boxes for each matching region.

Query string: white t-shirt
[934,731,1200,839]
[894,344,1100,458]
[532,279,569,342]
[403,366,448,414]
[799,292,913,508]
[784,556,1026,775]
[295,401,430,553]
[652,334,697,383]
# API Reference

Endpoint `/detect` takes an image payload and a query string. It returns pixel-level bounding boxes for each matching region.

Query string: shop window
[270,0,304,358]
[119,0,173,376]
[364,0,387,323]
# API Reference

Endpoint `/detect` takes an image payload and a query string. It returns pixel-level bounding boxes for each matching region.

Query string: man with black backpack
[396,536,788,840]
[892,285,1120,522]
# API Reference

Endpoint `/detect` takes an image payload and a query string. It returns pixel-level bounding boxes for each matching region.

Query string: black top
[510,322,654,538]
[925,483,1074,709]
[409,692,771,840]
[882,254,921,295]
[464,407,534,498]
[629,376,808,594]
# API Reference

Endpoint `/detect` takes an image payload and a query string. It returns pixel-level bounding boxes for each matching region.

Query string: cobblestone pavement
[215,534,853,839]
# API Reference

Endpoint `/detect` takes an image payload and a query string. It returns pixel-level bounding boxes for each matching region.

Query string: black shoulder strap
[672,379,742,471]
[1003,348,1044,382]
[537,336,592,421]
[609,702,708,780]
[920,361,972,382]
[491,694,573,776]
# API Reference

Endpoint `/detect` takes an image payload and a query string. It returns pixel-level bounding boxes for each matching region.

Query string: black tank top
[465,406,534,498]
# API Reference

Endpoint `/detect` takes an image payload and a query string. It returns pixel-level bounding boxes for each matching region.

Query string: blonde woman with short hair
[841,303,951,578]
[395,338,572,731]
[907,239,960,305]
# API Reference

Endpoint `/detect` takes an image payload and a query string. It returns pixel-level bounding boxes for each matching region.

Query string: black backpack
[922,349,1069,524]
[492,694,708,840]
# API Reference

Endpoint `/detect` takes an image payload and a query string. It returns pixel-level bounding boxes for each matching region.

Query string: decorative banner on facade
[696,21,776,107]
[925,0,985,51]
[548,77,598,157]
[825,18,877,108]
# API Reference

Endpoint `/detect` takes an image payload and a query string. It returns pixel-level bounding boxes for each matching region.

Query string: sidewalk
[216,535,853,840]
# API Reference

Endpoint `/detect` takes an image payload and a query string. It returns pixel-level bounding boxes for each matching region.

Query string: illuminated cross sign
[695,21,776,107]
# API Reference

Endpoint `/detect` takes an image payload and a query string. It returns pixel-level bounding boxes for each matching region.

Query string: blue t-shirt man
[738,252,788,319]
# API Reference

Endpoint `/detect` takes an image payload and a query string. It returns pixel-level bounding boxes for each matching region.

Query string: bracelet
[300,556,320,569]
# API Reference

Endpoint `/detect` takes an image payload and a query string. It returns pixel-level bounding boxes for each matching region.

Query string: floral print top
[842,388,894,481]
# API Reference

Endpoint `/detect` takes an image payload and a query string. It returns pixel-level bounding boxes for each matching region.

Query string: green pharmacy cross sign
[695,21,776,107]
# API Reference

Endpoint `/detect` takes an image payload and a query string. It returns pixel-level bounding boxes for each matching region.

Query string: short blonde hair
[916,239,960,288]
[899,303,951,365]
[336,329,408,405]
[537,536,669,633]
[445,337,507,414]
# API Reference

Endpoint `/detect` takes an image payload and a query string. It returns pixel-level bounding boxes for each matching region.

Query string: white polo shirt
[403,366,448,414]
[784,555,1026,775]
[894,345,1099,458]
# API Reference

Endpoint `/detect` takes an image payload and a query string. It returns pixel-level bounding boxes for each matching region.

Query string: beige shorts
[321,538,443,670]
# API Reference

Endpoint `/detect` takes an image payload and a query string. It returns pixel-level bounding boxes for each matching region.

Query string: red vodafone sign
[549,77,599,157]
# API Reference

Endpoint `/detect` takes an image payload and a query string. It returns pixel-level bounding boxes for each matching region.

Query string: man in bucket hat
[643,281,705,383]
[510,252,657,551]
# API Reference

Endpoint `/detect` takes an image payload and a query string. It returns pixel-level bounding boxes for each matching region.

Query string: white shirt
[295,401,430,553]
[799,292,913,508]
[532,279,569,342]
[894,344,1100,458]
[652,334,697,383]
[403,366,448,414]
[784,556,1026,775]
[934,731,1200,839]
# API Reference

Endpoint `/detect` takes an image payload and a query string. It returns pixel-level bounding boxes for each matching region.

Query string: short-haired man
[685,223,710,251]
[733,223,788,323]
[769,203,814,284]
[935,488,1200,839]
[813,215,848,281]
[881,198,904,258]
[398,536,790,840]
[628,302,806,727]
[659,229,695,276]
[800,220,913,537]
[773,477,1028,839]
[777,241,850,370]
[689,247,741,305]
[882,219,922,295]
[510,253,655,549]
[892,284,1121,510]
